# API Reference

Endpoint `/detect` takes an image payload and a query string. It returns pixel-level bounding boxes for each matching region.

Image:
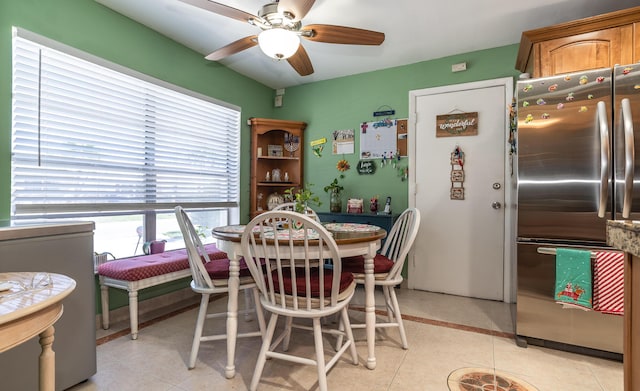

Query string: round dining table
[0,272,76,391]
[212,221,386,371]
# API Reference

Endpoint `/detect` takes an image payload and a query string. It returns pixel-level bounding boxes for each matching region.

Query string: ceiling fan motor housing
[258,3,297,30]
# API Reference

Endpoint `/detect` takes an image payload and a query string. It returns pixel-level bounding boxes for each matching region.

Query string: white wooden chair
[241,211,358,391]
[272,202,321,221]
[174,206,266,378]
[340,207,421,349]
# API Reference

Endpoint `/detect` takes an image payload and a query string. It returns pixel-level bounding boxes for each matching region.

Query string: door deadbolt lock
[492,183,501,190]
[491,202,502,209]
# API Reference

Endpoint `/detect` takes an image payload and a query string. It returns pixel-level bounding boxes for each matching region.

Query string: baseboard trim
[95,287,199,331]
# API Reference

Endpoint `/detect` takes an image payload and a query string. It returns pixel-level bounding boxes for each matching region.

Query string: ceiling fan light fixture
[258,28,300,60]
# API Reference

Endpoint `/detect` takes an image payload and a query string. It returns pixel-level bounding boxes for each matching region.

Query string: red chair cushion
[273,267,354,297]
[341,254,395,274]
[203,256,253,279]
[98,243,228,281]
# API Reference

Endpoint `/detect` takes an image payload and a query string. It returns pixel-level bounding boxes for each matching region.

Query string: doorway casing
[407,77,516,303]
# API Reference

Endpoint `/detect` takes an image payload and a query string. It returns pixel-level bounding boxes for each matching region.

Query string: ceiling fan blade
[301,24,385,45]
[287,45,314,76]
[277,0,316,22]
[205,35,258,61]
[179,0,258,24]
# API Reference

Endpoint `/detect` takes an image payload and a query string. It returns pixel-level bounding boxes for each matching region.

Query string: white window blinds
[11,30,240,218]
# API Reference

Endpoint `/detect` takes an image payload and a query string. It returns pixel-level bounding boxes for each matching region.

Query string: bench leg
[101,285,110,330]
[128,290,139,340]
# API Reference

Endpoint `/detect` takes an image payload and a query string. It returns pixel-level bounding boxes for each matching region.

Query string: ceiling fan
[179,0,385,76]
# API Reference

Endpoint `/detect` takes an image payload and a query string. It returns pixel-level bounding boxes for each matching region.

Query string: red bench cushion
[98,244,228,281]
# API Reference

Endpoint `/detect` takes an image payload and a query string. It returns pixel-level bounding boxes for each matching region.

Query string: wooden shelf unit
[250,117,306,218]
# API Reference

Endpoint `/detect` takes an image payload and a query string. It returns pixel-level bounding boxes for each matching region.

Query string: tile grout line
[97,303,515,346]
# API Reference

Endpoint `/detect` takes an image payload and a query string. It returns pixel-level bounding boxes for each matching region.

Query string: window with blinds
[11,29,241,220]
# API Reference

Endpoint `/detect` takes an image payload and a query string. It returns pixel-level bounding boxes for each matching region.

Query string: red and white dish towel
[593,251,624,316]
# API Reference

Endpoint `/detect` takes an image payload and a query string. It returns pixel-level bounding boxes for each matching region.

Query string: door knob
[491,202,502,209]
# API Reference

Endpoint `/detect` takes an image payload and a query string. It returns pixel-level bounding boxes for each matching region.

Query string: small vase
[329,191,342,213]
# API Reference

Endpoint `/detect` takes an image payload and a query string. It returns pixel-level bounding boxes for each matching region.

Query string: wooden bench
[98,244,227,340]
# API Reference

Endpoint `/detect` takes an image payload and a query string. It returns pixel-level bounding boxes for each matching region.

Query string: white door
[407,78,513,301]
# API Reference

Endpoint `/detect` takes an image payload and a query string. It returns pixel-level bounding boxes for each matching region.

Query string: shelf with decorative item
[257,182,296,187]
[257,156,299,160]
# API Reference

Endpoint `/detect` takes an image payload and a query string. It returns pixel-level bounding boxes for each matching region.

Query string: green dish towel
[555,248,592,310]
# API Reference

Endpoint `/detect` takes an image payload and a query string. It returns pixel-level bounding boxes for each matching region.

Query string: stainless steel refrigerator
[516,64,640,358]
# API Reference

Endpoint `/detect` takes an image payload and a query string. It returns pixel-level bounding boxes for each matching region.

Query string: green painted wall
[0,0,274,223]
[275,45,521,213]
[1,1,522,314]
[1,1,521,223]
[0,0,274,314]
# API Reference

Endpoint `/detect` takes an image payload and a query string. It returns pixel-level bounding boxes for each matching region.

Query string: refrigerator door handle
[622,98,635,218]
[597,101,610,218]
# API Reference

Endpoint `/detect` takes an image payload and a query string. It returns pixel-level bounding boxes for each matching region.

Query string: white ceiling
[95,0,640,89]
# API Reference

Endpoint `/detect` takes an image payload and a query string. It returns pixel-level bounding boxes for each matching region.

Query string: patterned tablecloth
[323,223,381,232]
[213,223,382,241]
[262,228,322,240]
[214,224,320,240]
[212,225,273,234]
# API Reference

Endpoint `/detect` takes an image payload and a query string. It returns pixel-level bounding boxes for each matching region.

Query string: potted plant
[324,178,344,213]
[284,184,321,214]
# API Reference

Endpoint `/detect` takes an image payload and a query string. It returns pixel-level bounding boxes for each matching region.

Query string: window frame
[11,27,240,218]
[10,27,241,254]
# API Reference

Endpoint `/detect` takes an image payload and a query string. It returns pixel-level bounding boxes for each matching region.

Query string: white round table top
[0,272,76,325]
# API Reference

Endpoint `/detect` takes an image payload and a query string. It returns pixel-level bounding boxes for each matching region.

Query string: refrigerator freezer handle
[622,98,635,218]
[597,101,610,218]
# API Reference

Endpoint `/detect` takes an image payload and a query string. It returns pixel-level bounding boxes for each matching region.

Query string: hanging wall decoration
[336,159,351,172]
[332,129,355,155]
[357,160,376,175]
[450,145,465,200]
[508,98,517,176]
[396,119,408,157]
[360,119,397,159]
[397,166,408,181]
[359,115,408,177]
[436,111,478,137]
[310,137,327,157]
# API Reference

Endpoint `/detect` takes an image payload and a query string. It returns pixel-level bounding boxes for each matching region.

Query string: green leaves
[323,178,344,194]
[284,184,321,213]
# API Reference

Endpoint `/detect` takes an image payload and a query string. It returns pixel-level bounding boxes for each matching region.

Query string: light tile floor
[71,288,623,391]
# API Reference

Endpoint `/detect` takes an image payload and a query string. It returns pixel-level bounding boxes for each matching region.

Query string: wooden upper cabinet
[538,26,632,76]
[516,6,640,78]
